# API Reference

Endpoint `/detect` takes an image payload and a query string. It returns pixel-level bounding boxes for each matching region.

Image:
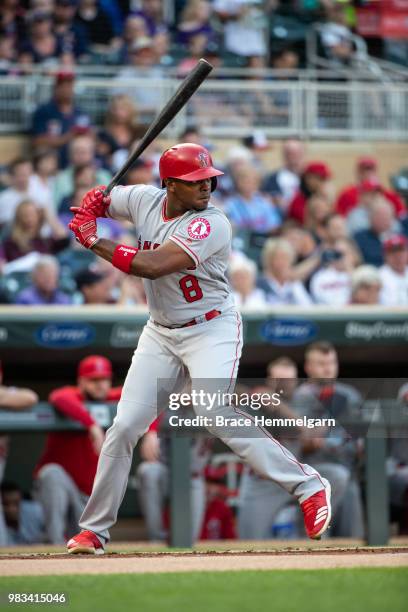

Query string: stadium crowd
[0,106,407,307]
[0,0,406,71]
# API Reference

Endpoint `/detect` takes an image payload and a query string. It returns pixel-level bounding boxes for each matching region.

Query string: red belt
[154,309,221,329]
[181,309,221,328]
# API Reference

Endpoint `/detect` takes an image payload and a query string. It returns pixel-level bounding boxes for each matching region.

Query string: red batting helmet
[159,143,223,192]
[78,355,112,380]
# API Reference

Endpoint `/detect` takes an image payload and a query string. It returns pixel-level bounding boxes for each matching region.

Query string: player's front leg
[181,310,332,540]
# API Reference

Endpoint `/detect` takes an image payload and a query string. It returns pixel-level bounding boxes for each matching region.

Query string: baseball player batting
[67,143,332,554]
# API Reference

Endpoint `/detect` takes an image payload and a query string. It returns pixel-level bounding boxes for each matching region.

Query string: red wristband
[112,244,138,274]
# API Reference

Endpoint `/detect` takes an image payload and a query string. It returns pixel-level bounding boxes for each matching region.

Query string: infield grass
[1,568,407,612]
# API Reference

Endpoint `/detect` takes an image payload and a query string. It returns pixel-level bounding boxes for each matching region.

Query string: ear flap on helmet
[211,177,217,192]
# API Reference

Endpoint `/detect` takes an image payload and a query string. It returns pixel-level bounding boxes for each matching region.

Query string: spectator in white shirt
[0,158,35,228]
[213,0,267,58]
[258,238,312,306]
[29,150,58,213]
[319,3,354,66]
[229,256,267,309]
[310,238,360,306]
[379,235,408,306]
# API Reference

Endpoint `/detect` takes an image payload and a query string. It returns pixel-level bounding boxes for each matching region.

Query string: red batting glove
[69,211,99,249]
[78,185,111,218]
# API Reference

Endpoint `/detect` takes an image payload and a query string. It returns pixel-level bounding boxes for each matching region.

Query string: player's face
[79,377,112,400]
[167,178,212,211]
[305,350,339,380]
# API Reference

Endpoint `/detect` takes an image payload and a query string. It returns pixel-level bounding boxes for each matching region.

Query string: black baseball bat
[105,58,213,194]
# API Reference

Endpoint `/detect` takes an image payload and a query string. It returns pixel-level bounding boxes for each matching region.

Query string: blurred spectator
[31,71,92,168]
[53,0,89,60]
[117,13,149,63]
[123,159,156,189]
[310,238,359,306]
[346,180,400,235]
[33,355,121,544]
[280,224,322,284]
[58,162,97,218]
[75,268,114,304]
[116,37,164,123]
[0,359,38,546]
[288,161,333,223]
[224,164,281,233]
[177,31,213,76]
[75,0,117,51]
[118,276,147,306]
[99,94,140,162]
[238,356,304,540]
[294,341,364,537]
[53,133,111,209]
[262,139,305,214]
[379,236,408,307]
[336,157,406,219]
[258,238,312,305]
[350,265,382,305]
[176,0,214,48]
[100,96,145,174]
[239,130,270,175]
[0,482,45,545]
[353,198,395,267]
[0,158,38,228]
[319,2,354,66]
[213,0,267,59]
[304,193,334,244]
[1,200,69,263]
[0,0,26,42]
[229,257,267,308]
[20,10,63,65]
[200,466,236,540]
[14,255,71,306]
[325,214,350,246]
[132,0,168,38]
[0,34,16,73]
[270,46,299,71]
[29,150,58,212]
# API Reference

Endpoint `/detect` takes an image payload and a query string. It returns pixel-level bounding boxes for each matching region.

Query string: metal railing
[1,69,408,141]
[306,23,408,85]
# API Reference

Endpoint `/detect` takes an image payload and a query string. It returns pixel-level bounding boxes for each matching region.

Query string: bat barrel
[105,59,213,194]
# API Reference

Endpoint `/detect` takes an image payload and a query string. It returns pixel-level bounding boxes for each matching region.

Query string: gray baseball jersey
[108,184,235,326]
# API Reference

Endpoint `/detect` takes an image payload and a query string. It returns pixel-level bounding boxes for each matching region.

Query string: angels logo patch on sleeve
[187,217,211,240]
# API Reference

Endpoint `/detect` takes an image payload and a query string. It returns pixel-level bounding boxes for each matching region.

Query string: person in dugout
[33,355,122,544]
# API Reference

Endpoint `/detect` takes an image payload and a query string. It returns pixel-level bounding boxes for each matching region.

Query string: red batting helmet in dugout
[159,143,223,191]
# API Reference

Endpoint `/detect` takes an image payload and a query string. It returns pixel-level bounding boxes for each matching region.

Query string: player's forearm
[0,388,39,410]
[92,238,160,280]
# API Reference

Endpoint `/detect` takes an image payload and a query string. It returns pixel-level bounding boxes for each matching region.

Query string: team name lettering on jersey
[137,235,160,251]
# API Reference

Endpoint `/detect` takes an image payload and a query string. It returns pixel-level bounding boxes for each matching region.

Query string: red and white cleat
[67,530,105,555]
[301,480,332,540]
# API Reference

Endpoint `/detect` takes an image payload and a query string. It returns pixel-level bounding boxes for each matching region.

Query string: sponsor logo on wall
[260,319,318,346]
[35,323,95,348]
